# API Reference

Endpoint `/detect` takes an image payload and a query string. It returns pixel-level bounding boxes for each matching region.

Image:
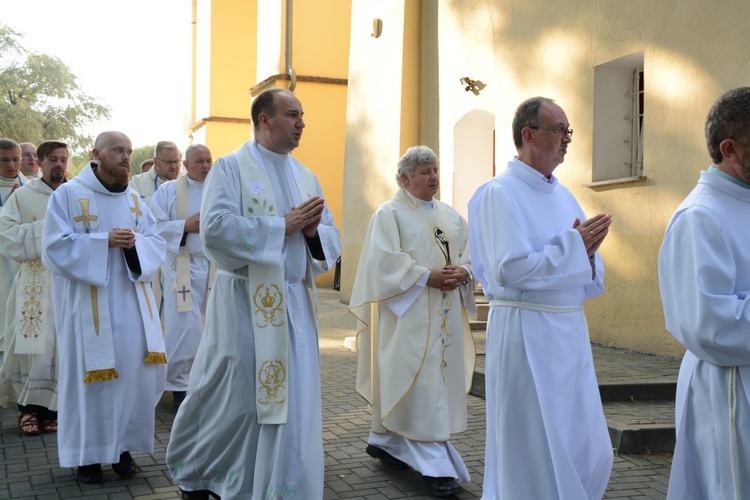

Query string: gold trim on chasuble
[253,282,287,405]
[18,259,45,340]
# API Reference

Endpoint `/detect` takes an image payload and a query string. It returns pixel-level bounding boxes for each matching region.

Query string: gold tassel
[84,368,119,383]
[145,352,167,364]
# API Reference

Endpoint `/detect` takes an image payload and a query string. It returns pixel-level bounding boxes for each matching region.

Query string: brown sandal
[19,413,41,436]
[41,419,57,433]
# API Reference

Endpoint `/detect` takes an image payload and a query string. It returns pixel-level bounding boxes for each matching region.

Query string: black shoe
[180,488,220,500]
[76,463,103,484]
[365,444,410,470]
[423,476,463,497]
[112,451,136,478]
[173,391,187,409]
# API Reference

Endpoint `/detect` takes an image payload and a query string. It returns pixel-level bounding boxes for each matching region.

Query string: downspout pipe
[285,0,296,91]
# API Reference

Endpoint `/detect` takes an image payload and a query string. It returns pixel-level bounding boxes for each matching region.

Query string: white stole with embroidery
[171,176,216,313]
[71,188,167,382]
[233,142,318,424]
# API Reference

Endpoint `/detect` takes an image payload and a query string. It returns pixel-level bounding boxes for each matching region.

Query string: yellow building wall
[194,0,351,285]
[190,0,256,157]
[341,0,422,300]
[340,0,750,354]
[432,0,750,355]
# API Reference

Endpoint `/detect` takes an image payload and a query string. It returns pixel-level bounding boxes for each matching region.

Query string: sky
[4,0,192,150]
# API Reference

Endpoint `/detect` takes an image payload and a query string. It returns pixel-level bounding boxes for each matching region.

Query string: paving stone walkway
[0,286,674,499]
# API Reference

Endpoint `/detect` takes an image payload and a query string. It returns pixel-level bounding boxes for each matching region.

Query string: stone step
[476,302,489,321]
[470,367,676,454]
[604,399,675,454]
[471,345,681,455]
[470,320,487,331]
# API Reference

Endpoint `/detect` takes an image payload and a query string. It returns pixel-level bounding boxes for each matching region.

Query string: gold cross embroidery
[74,199,98,233]
[130,194,142,218]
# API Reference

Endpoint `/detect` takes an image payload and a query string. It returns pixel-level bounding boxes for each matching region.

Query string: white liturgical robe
[0,173,26,359]
[659,168,750,499]
[350,188,475,481]
[468,158,612,500]
[0,178,57,410]
[129,168,168,203]
[42,162,167,467]
[149,176,212,391]
[166,140,341,499]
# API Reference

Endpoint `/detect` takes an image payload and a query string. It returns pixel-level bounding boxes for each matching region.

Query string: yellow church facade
[191,0,750,356]
[187,0,351,284]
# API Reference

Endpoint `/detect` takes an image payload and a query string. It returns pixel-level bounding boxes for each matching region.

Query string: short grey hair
[396,145,438,188]
[705,87,750,164]
[512,96,555,149]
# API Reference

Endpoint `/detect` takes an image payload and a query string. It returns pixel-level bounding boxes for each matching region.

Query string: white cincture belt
[489,299,582,313]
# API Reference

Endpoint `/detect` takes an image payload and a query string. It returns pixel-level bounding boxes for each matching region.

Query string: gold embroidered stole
[12,186,52,354]
[233,143,318,424]
[72,187,166,383]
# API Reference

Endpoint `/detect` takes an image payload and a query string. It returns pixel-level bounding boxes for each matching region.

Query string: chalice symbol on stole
[434,227,451,266]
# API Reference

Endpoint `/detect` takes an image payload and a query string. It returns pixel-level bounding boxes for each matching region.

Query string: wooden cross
[74,199,98,233]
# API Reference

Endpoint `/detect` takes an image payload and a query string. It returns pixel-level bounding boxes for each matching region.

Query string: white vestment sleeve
[0,193,44,261]
[384,272,428,317]
[659,206,750,365]
[42,185,110,287]
[200,156,285,270]
[130,202,166,282]
[474,181,595,292]
[304,176,341,274]
[149,184,186,256]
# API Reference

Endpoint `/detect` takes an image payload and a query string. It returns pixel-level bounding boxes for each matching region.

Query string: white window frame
[588,52,646,187]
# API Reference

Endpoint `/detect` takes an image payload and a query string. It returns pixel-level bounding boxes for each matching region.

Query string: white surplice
[166,141,341,499]
[350,188,475,481]
[149,177,210,391]
[468,158,612,500]
[0,178,57,410]
[42,162,167,467]
[659,169,750,500]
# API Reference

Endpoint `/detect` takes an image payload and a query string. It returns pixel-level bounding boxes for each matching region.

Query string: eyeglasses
[156,158,181,166]
[22,153,37,159]
[529,126,573,137]
[0,157,22,164]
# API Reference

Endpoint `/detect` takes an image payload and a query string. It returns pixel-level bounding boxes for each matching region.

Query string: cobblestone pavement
[0,286,673,499]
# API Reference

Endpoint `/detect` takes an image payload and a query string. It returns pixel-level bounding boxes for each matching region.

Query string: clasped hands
[285,196,325,237]
[573,213,612,258]
[427,265,469,291]
[109,228,135,249]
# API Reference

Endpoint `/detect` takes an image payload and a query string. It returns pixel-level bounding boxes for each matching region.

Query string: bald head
[183,144,213,182]
[94,131,131,151]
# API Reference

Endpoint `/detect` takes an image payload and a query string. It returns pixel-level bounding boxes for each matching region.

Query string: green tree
[130,145,155,176]
[0,24,110,155]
